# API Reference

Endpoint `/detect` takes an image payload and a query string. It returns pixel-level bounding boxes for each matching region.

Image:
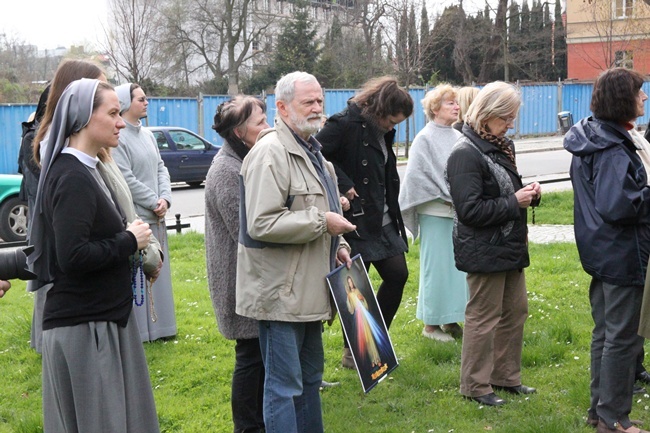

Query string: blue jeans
[258,320,324,433]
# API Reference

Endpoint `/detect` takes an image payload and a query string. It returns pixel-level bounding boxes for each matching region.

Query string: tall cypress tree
[408,3,420,84]
[507,1,521,81]
[553,0,567,79]
[420,3,434,84]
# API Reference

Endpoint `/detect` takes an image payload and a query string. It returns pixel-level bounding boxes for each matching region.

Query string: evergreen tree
[507,1,521,81]
[420,3,434,84]
[552,0,567,79]
[396,7,408,81]
[245,8,319,93]
[428,5,463,83]
[314,17,343,88]
[408,4,420,84]
[272,9,319,75]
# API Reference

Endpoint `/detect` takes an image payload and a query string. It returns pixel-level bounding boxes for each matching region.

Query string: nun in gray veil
[28,78,160,433]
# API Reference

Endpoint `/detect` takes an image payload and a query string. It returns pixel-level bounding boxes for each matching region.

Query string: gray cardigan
[204,142,258,340]
[112,121,172,224]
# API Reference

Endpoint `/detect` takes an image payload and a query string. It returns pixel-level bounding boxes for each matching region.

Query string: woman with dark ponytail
[205,95,269,433]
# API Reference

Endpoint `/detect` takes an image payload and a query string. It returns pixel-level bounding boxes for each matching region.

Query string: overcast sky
[0,0,108,50]
[0,0,536,51]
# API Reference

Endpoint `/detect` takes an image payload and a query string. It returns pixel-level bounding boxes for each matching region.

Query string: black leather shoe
[634,384,647,394]
[466,392,507,406]
[637,371,650,385]
[492,384,537,395]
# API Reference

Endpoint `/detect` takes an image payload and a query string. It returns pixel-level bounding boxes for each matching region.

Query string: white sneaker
[422,327,455,342]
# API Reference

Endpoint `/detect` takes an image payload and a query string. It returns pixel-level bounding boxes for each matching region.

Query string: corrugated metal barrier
[0,81,626,174]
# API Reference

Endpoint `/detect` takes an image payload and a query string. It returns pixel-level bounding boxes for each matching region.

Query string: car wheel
[186,181,203,188]
[0,196,28,242]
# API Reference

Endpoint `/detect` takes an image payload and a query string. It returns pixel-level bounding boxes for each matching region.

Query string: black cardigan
[317,101,407,245]
[42,154,138,330]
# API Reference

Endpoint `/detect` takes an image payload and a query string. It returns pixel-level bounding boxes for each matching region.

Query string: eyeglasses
[500,116,516,123]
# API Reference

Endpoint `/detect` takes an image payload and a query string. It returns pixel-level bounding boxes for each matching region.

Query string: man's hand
[325,212,356,236]
[336,247,352,269]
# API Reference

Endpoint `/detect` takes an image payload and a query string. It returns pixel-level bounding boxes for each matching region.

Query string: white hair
[275,71,319,103]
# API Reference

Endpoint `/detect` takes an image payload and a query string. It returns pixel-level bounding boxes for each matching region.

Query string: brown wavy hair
[591,67,646,122]
[351,76,413,119]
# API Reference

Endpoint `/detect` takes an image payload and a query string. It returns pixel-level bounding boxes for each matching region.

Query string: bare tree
[158,0,274,95]
[336,0,392,78]
[103,0,163,84]
[568,0,650,73]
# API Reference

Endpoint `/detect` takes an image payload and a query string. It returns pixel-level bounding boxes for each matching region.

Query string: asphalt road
[167,141,573,232]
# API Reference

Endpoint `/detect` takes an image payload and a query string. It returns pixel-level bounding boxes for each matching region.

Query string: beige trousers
[460,269,529,397]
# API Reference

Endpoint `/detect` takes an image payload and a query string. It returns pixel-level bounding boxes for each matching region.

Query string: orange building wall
[568,39,650,80]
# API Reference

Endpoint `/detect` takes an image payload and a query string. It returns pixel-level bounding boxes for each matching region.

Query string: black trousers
[232,338,265,433]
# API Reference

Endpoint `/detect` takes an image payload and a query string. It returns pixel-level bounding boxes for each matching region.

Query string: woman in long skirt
[113,83,176,342]
[28,78,160,432]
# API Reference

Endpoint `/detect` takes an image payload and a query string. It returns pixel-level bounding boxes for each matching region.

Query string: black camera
[0,245,37,281]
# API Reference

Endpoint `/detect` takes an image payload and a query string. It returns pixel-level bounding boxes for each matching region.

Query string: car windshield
[170,131,206,150]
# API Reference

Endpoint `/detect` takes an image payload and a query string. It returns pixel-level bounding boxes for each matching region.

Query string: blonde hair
[464,82,521,130]
[456,86,480,124]
[421,84,457,122]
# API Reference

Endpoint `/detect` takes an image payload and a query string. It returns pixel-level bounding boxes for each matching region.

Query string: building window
[614,0,634,18]
[265,35,273,52]
[263,0,270,11]
[615,50,634,68]
[252,39,259,51]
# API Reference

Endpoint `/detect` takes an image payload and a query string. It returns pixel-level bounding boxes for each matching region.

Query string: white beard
[288,108,321,136]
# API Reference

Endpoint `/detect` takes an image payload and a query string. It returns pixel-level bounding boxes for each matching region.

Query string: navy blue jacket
[564,117,650,286]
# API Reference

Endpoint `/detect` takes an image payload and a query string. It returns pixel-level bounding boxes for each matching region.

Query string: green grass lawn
[528,189,574,225]
[2,192,642,433]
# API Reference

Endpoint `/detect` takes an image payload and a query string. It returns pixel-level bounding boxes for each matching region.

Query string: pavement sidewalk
[527,224,574,244]
[397,134,565,159]
[168,214,575,245]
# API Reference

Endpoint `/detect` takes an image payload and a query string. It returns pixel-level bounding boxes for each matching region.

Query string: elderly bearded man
[236,71,356,433]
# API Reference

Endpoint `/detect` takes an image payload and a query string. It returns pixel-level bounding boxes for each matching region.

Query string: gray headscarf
[27,78,101,291]
[115,83,132,114]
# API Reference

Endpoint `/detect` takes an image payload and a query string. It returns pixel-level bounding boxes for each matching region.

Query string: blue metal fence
[0,104,36,175]
[0,82,619,174]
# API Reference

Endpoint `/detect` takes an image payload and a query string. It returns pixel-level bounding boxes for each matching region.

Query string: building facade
[566,0,650,79]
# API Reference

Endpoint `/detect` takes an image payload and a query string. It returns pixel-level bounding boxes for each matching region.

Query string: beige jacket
[236,119,347,322]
